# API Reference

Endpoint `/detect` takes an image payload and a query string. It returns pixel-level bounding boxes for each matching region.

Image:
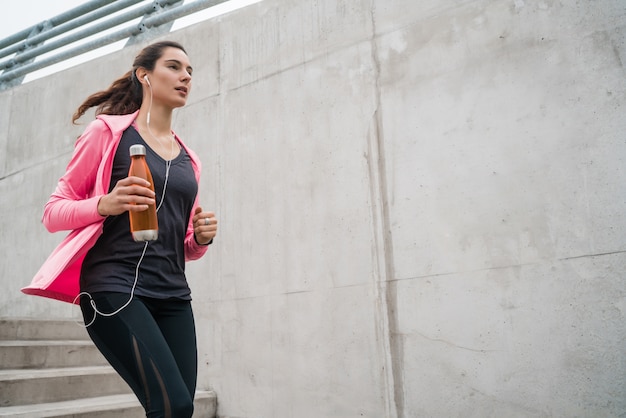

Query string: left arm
[180,141,217,260]
[184,202,217,261]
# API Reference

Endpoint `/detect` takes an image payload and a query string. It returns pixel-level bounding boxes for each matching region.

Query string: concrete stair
[0,318,216,417]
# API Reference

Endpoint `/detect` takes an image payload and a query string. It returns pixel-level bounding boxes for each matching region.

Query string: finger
[193,206,203,222]
[196,217,211,228]
[129,195,156,206]
[123,184,155,198]
[123,196,154,212]
[119,190,155,207]
[127,204,150,212]
[197,214,217,228]
[194,211,215,221]
[122,176,151,187]
[195,226,217,239]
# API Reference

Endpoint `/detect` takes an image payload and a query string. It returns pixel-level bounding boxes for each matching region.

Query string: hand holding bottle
[97,176,156,217]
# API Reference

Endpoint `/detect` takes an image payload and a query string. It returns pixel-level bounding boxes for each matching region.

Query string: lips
[175,86,188,95]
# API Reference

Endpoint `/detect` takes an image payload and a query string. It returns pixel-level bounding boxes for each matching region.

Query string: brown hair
[72,41,187,123]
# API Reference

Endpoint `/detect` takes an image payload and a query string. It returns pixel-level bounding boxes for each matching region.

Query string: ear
[135,68,149,85]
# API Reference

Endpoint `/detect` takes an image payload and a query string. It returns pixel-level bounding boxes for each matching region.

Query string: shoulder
[82,118,109,133]
[78,116,118,140]
[74,114,133,151]
[75,118,112,148]
[96,112,138,136]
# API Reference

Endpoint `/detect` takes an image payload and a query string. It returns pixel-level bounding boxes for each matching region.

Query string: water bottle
[128,144,158,242]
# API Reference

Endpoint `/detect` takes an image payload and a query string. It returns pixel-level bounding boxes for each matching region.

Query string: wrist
[194,234,213,246]
[97,196,108,217]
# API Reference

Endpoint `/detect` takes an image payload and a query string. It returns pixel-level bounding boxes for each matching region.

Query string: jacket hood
[97,111,139,138]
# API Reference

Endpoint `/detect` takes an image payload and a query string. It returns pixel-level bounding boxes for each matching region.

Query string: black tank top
[80,126,198,300]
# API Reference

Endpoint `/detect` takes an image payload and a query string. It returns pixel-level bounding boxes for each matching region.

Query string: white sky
[0,0,260,82]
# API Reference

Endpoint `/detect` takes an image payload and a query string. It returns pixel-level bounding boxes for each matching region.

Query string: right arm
[43,120,154,233]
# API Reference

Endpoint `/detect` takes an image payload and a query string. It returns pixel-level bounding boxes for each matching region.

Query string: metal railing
[0,0,229,90]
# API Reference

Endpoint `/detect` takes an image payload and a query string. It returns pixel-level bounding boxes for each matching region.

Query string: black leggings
[80,292,197,418]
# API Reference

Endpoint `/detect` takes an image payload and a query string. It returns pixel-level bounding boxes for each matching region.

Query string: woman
[22,41,217,418]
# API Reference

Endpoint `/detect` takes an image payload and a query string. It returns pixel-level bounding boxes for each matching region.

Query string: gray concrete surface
[1,0,624,416]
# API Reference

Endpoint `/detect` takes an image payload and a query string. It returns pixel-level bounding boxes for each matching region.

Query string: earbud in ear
[144,75,151,86]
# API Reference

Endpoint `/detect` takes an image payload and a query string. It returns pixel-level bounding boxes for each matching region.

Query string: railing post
[0,21,52,89]
[126,0,185,46]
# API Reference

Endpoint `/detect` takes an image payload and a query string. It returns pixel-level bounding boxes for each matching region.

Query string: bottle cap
[129,144,146,156]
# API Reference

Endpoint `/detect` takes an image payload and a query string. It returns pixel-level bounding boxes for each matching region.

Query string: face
[144,47,193,108]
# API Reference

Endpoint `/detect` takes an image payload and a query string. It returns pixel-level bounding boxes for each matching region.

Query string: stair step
[0,319,217,417]
[0,366,129,407]
[0,391,217,417]
[0,340,106,369]
[0,319,89,341]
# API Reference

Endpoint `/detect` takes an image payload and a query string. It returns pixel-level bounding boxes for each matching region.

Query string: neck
[136,104,173,136]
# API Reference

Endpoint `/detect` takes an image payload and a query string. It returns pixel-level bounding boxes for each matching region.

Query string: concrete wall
[1,0,624,416]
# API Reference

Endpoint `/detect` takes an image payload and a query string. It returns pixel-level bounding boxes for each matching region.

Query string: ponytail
[72,70,142,124]
[72,41,186,124]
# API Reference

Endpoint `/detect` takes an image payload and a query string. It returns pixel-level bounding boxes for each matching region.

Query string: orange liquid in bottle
[128,145,158,241]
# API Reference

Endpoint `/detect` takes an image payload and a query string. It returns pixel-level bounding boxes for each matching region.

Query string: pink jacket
[22,111,208,304]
